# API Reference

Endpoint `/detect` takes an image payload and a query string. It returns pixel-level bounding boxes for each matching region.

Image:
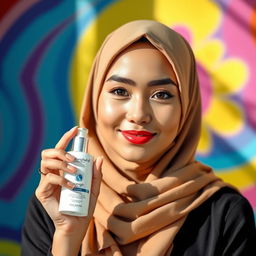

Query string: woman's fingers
[91,156,103,197]
[41,158,76,175]
[36,173,74,201]
[40,150,76,176]
[87,157,103,218]
[55,126,78,150]
[41,148,75,162]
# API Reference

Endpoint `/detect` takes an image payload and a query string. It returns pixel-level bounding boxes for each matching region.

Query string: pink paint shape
[242,184,256,209]
[197,62,213,114]
[172,25,192,43]
[223,0,256,129]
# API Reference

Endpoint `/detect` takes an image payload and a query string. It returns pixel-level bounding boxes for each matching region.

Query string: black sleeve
[21,193,55,256]
[221,195,256,256]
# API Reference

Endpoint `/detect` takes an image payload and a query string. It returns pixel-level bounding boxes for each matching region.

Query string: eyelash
[110,87,129,97]
[109,87,173,100]
[151,90,173,100]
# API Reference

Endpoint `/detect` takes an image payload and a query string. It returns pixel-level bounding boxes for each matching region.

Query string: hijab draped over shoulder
[80,20,228,256]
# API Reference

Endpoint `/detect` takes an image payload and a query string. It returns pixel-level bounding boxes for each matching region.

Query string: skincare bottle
[59,127,93,216]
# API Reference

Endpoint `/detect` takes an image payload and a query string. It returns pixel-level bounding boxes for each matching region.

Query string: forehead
[114,41,163,63]
[107,42,175,75]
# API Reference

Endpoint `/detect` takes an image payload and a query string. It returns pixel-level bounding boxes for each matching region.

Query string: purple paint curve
[0,19,70,200]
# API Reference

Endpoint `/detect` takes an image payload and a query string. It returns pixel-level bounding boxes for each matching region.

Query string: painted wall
[0,0,255,254]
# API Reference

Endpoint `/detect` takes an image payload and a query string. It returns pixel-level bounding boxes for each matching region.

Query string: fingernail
[70,126,78,131]
[67,164,76,172]
[98,156,104,163]
[66,153,75,161]
[67,182,75,189]
[96,156,103,168]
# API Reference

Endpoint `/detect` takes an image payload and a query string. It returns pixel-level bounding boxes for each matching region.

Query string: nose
[126,96,151,124]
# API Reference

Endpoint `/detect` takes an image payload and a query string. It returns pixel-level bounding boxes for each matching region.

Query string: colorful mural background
[0,0,255,254]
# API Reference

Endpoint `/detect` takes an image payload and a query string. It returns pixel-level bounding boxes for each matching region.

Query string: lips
[121,130,155,144]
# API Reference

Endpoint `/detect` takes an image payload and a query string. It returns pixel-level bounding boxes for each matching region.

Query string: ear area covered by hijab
[79,20,230,256]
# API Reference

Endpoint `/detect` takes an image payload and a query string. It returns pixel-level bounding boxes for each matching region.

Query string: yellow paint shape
[204,98,244,135]
[70,22,98,121]
[195,39,224,69]
[212,59,248,95]
[198,123,212,154]
[154,0,221,44]
[216,158,256,190]
[0,241,20,256]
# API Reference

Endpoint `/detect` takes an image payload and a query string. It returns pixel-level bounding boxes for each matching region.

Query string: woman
[21,20,256,255]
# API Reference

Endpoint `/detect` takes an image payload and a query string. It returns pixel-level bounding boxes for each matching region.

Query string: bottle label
[59,154,93,216]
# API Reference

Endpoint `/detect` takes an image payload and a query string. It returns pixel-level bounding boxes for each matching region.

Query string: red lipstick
[121,130,155,144]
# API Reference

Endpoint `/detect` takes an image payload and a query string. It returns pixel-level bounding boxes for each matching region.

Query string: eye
[152,90,173,100]
[109,87,129,97]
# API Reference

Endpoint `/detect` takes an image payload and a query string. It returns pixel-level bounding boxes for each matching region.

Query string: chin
[119,149,155,164]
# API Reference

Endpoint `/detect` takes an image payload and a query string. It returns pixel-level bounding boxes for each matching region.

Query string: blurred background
[0,0,255,254]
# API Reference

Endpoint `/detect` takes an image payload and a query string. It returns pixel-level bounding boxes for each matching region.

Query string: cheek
[154,104,181,133]
[97,94,123,128]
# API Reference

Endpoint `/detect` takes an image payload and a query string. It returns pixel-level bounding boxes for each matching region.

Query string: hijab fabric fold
[80,20,228,255]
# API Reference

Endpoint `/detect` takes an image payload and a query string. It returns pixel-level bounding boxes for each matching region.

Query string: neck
[105,154,158,183]
[118,164,154,183]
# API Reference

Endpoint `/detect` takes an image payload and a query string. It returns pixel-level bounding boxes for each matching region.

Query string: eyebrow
[106,75,177,87]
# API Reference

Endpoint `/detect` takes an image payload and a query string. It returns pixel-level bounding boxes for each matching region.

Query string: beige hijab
[80,20,228,256]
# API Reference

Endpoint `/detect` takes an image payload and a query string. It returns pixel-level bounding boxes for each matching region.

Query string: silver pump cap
[71,127,88,152]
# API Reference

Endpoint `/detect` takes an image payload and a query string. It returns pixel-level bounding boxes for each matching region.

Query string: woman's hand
[35,126,103,255]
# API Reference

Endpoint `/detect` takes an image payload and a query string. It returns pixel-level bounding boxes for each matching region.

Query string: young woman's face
[97,42,181,167]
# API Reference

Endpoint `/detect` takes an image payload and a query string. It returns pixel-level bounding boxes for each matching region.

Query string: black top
[21,187,256,256]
